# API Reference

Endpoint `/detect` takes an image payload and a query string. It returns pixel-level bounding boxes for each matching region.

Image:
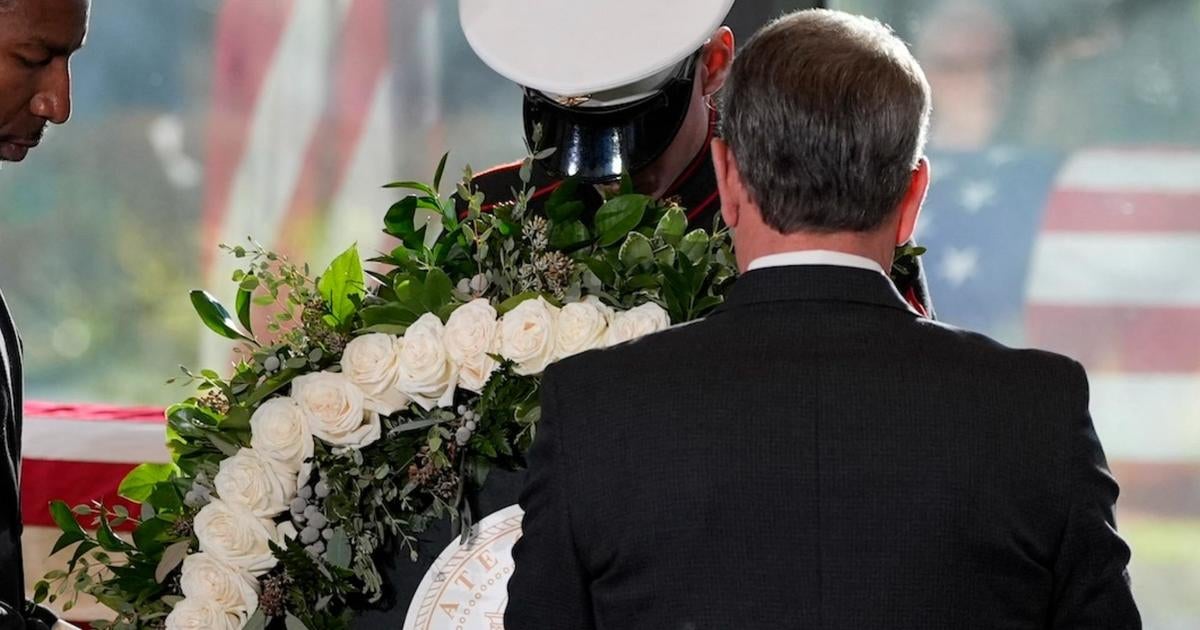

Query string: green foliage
[318,244,366,328]
[117,463,177,503]
[189,290,253,343]
[52,148,944,627]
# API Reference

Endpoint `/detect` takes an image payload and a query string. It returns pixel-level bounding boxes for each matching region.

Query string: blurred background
[1,0,1196,625]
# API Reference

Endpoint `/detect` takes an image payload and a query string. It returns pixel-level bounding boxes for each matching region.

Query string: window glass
[831,1,1200,625]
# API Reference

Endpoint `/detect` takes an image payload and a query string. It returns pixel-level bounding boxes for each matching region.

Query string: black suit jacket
[0,289,27,616]
[507,265,1139,629]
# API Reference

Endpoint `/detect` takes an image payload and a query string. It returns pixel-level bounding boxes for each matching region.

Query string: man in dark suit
[0,1,89,628]
[506,8,1140,629]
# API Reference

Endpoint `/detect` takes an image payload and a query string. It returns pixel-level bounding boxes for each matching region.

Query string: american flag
[920,145,1200,518]
[21,0,440,620]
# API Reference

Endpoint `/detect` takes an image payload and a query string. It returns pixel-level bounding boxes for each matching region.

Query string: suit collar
[718,265,919,315]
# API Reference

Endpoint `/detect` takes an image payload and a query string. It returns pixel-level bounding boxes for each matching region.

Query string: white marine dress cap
[460,0,736,98]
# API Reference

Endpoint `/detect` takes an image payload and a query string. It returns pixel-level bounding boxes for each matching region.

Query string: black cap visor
[522,55,699,183]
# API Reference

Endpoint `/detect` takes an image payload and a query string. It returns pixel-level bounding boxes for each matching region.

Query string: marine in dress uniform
[356,0,933,625]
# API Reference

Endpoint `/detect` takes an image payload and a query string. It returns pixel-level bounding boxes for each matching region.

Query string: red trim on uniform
[474,160,523,179]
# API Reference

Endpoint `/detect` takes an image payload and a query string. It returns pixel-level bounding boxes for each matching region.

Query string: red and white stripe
[1026,148,1200,465]
[20,403,169,621]
[200,0,416,368]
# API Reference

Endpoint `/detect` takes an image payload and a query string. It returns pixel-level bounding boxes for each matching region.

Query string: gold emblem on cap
[556,95,593,107]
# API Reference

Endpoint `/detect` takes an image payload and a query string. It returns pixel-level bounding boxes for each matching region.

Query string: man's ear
[701,27,735,96]
[712,138,741,229]
[895,157,930,245]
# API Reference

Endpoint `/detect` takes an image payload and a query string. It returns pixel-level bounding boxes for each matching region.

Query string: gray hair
[720,9,932,233]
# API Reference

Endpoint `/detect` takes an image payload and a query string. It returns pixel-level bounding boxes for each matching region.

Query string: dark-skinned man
[0,0,88,628]
[357,0,935,625]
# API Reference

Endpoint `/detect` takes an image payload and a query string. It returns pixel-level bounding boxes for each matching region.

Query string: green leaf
[382,180,437,197]
[384,197,427,251]
[625,274,661,290]
[155,540,191,583]
[318,244,365,326]
[118,463,177,503]
[66,540,97,573]
[96,517,133,553]
[618,232,654,269]
[582,258,617,287]
[356,323,409,336]
[189,291,253,342]
[548,220,591,251]
[497,292,541,314]
[594,195,650,247]
[32,581,48,604]
[619,170,635,195]
[679,229,710,264]
[655,206,688,246]
[326,528,352,569]
[655,246,677,268]
[544,177,581,222]
[243,609,267,630]
[49,501,84,537]
[433,152,449,193]
[208,433,241,457]
[285,613,312,630]
[236,273,255,336]
[423,268,453,313]
[50,531,85,556]
[132,517,172,555]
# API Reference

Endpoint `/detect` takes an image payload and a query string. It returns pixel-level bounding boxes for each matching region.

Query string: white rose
[194,499,287,576]
[213,448,297,518]
[458,353,499,394]
[444,299,499,364]
[499,297,560,376]
[164,597,246,630]
[396,313,457,410]
[606,302,671,346]
[179,553,259,615]
[445,299,501,393]
[249,397,315,482]
[291,371,382,448]
[340,334,410,415]
[555,296,612,359]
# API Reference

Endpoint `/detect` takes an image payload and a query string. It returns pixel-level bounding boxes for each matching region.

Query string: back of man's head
[719,9,931,234]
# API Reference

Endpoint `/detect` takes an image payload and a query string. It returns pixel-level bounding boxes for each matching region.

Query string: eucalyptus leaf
[285,613,312,630]
[326,528,352,569]
[155,540,191,583]
[242,609,267,630]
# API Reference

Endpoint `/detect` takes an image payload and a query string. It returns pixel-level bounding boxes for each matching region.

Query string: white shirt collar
[747,250,887,275]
